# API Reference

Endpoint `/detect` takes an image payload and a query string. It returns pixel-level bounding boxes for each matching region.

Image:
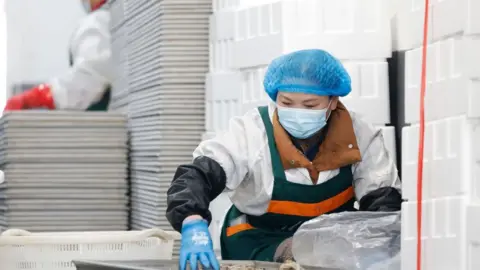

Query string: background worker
[4,0,112,112]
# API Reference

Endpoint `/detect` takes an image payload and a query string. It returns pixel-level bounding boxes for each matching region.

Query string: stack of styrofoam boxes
[399,0,480,269]
[206,0,396,258]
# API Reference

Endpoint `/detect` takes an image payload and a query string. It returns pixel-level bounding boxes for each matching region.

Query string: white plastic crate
[231,0,391,69]
[404,37,480,124]
[0,228,180,270]
[401,116,480,201]
[401,199,480,270]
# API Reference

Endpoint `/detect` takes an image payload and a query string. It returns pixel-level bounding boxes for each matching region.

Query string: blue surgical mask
[277,105,330,139]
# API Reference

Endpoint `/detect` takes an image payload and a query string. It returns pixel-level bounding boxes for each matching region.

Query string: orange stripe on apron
[226,223,255,237]
[267,186,355,217]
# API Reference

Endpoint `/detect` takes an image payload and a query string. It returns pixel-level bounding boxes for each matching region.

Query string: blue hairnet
[263,49,351,101]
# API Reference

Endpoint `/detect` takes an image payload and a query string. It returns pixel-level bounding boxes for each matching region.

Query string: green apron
[220,106,356,261]
[86,87,111,111]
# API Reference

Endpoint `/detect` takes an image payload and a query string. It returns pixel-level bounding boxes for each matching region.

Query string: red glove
[4,84,56,112]
[91,0,107,11]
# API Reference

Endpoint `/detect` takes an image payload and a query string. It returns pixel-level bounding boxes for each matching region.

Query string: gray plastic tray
[73,260,285,270]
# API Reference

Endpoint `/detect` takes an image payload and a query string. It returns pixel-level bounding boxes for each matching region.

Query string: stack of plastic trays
[0,111,129,232]
[124,0,211,258]
[109,0,130,112]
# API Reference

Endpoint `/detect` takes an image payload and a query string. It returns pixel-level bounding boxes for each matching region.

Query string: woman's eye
[304,105,316,109]
[282,102,292,106]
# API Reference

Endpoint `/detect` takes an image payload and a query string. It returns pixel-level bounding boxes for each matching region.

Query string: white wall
[5,0,85,97]
[0,0,6,110]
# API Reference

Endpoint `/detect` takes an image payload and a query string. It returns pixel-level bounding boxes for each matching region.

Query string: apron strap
[257,106,288,181]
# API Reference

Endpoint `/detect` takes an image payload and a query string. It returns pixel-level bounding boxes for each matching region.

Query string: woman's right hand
[180,218,220,270]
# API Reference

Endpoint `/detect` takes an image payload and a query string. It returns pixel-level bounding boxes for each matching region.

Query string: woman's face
[276,92,338,110]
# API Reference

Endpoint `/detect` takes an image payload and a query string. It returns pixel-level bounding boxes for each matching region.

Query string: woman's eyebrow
[302,98,321,103]
[279,95,293,102]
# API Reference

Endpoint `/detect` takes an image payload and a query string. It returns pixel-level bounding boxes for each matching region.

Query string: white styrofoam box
[205,71,243,133]
[209,11,235,71]
[202,132,216,141]
[393,0,433,51]
[388,0,401,51]
[213,0,280,12]
[404,37,480,124]
[232,0,391,69]
[395,0,480,51]
[341,61,390,125]
[401,198,480,270]
[240,66,270,114]
[401,116,480,201]
[433,0,480,42]
[205,66,269,133]
[213,0,239,12]
[388,0,400,18]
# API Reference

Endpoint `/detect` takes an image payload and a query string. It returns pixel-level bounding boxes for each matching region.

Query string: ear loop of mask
[325,98,334,121]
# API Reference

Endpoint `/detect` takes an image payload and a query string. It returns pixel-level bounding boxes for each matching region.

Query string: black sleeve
[359,187,403,212]
[166,156,227,232]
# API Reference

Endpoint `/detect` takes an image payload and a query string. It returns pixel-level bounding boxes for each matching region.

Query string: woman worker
[166,49,402,270]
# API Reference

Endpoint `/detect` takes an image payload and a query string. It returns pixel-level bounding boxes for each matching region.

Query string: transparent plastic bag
[292,211,401,270]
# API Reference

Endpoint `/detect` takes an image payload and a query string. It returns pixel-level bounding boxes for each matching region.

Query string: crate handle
[138,228,181,241]
[1,229,31,236]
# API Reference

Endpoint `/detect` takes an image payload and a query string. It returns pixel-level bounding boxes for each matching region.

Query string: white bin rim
[0,228,181,245]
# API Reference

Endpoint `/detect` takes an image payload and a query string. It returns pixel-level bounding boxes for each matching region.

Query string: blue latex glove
[180,219,220,270]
